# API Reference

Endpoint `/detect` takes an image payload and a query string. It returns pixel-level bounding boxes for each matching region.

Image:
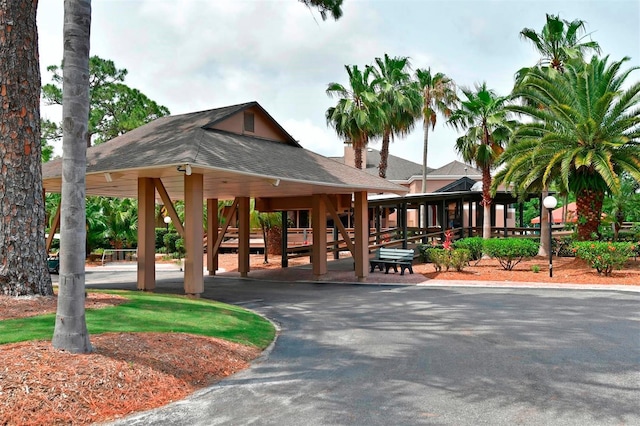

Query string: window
[244,112,255,133]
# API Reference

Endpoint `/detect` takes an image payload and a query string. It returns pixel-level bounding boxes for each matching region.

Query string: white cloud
[37,0,640,168]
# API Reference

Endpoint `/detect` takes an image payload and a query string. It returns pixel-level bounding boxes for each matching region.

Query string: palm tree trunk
[0,0,53,296]
[421,122,430,193]
[481,166,492,239]
[52,0,93,354]
[379,131,390,178]
[576,188,603,241]
[538,189,550,257]
[354,146,363,169]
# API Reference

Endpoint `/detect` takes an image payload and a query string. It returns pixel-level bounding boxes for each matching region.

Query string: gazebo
[42,102,407,295]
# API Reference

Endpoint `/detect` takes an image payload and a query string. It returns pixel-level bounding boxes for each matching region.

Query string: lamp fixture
[177,164,192,176]
[271,178,280,187]
[104,172,113,183]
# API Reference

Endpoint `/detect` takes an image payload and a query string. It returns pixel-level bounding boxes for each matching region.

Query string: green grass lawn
[0,290,275,348]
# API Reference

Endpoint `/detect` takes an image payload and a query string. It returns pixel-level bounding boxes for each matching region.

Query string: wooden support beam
[321,194,354,256]
[46,203,61,253]
[184,173,204,296]
[207,198,218,275]
[211,199,239,257]
[238,197,250,277]
[353,191,369,281]
[137,177,156,291]
[311,194,327,278]
[153,178,185,238]
[256,194,351,212]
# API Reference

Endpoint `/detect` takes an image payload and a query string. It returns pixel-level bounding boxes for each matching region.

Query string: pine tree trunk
[52,0,93,353]
[0,0,53,296]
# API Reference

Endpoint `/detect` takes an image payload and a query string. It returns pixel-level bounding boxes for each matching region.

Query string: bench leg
[400,264,414,275]
[385,264,398,274]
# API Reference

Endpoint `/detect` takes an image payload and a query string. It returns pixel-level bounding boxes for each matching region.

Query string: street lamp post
[163,216,172,254]
[543,195,558,278]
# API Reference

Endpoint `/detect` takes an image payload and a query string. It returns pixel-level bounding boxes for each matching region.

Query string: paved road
[87,271,640,425]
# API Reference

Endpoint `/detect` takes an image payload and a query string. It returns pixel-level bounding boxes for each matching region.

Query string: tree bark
[378,131,390,178]
[481,165,492,239]
[421,122,430,193]
[576,188,603,241]
[538,189,550,257]
[0,0,53,296]
[52,0,92,353]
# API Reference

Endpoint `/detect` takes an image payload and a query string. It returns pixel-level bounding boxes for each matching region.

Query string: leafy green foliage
[425,248,470,272]
[41,56,170,147]
[163,232,181,254]
[299,0,343,20]
[453,237,484,263]
[483,238,539,270]
[506,56,640,240]
[0,291,275,348]
[572,241,635,276]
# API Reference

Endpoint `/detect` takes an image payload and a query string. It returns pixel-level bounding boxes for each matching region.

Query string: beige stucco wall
[213,107,287,142]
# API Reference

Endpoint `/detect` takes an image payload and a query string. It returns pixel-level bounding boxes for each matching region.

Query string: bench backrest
[378,248,414,260]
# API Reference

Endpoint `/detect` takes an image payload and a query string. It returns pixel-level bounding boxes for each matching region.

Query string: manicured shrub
[163,232,181,254]
[449,248,470,272]
[483,238,539,271]
[453,237,484,264]
[572,241,635,276]
[155,228,168,250]
[425,248,470,272]
[426,248,448,272]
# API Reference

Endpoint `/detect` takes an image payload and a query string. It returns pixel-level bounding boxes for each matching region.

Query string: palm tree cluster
[325,55,457,185]
[327,14,640,243]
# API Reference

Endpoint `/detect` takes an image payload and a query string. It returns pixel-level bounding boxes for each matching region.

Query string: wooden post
[46,203,61,254]
[281,211,289,268]
[238,197,250,277]
[354,191,368,281]
[184,173,204,295]
[311,194,327,278]
[137,177,156,291]
[207,198,218,275]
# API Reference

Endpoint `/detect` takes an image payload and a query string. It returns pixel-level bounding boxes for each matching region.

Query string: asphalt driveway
[89,272,640,425]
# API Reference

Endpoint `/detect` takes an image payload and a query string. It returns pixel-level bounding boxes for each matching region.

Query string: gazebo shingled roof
[42,101,407,200]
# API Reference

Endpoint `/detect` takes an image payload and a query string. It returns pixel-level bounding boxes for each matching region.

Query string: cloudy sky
[37,0,639,169]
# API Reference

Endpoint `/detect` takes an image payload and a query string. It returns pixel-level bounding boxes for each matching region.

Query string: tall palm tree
[520,13,601,73]
[326,65,384,169]
[52,0,93,353]
[507,56,640,241]
[448,83,513,239]
[414,68,458,192]
[370,54,422,178]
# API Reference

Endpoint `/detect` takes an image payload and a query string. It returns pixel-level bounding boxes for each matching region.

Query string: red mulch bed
[0,293,261,426]
[415,256,640,285]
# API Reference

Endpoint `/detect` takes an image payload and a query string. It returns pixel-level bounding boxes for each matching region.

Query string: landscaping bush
[483,238,539,271]
[163,232,181,254]
[425,248,470,272]
[572,241,635,276]
[155,228,168,251]
[453,237,484,264]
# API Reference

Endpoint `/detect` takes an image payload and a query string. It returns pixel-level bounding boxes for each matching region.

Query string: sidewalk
[85,258,640,293]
